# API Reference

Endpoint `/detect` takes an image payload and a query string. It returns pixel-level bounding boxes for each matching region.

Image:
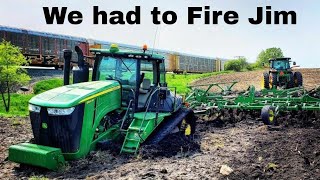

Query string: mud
[0,68,320,179]
[192,68,320,91]
[0,115,319,180]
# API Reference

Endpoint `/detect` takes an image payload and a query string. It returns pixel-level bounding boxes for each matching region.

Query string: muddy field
[0,69,320,180]
[192,68,320,91]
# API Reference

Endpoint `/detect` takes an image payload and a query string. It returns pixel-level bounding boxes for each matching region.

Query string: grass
[167,71,233,94]
[0,71,233,117]
[0,94,34,117]
[33,78,63,94]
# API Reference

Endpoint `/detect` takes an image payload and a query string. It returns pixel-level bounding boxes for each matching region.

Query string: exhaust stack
[63,49,72,85]
[73,46,89,84]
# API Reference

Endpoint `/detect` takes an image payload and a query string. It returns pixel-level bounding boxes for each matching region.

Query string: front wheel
[261,105,277,125]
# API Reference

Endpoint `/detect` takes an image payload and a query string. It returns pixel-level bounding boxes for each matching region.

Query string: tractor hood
[29,80,120,108]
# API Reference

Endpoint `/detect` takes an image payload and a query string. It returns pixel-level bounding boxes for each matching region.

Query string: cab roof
[90,48,165,61]
[269,57,291,62]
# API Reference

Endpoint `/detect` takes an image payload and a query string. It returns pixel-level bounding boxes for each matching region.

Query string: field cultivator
[185,82,320,125]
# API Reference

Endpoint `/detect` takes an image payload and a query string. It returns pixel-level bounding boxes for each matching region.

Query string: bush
[33,78,63,94]
[246,63,256,71]
[224,58,248,72]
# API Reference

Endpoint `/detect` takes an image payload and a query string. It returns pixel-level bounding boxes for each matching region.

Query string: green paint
[187,83,320,115]
[121,112,171,154]
[8,143,65,170]
[42,123,48,129]
[90,48,164,60]
[29,81,120,108]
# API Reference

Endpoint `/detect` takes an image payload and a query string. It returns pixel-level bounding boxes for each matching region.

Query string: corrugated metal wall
[177,55,216,73]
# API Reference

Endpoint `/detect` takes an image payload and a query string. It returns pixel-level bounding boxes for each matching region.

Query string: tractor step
[8,143,65,170]
[128,127,145,131]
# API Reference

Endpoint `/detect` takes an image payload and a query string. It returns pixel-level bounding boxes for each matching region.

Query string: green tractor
[8,44,196,170]
[263,57,303,89]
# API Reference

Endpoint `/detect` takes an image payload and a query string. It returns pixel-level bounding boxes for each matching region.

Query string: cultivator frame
[186,82,320,124]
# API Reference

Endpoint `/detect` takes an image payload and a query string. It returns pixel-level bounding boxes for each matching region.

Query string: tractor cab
[269,57,297,71]
[90,44,182,113]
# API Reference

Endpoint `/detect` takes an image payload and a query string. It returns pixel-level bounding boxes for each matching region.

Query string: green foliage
[29,176,49,180]
[0,40,30,112]
[0,94,33,117]
[0,40,30,85]
[33,78,63,94]
[256,47,284,67]
[167,71,233,94]
[224,58,248,72]
[246,63,262,71]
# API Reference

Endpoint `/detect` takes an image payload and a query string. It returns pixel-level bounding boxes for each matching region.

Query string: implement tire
[263,72,270,89]
[261,105,277,125]
[294,72,303,87]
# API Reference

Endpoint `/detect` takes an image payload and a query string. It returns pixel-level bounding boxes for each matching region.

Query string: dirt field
[192,68,320,91]
[0,69,319,180]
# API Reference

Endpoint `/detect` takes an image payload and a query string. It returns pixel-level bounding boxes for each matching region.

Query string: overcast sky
[0,0,319,67]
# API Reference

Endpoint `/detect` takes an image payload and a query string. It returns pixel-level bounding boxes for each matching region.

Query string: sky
[0,0,319,67]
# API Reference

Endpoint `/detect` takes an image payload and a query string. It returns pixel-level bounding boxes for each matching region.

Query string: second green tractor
[263,57,303,89]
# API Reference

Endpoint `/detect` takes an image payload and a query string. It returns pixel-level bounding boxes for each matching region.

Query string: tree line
[224,47,284,72]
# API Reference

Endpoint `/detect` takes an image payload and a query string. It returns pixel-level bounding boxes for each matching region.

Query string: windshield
[271,60,290,70]
[96,56,166,87]
[97,57,137,87]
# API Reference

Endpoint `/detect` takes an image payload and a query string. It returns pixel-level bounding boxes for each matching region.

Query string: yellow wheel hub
[268,110,274,123]
[182,119,192,136]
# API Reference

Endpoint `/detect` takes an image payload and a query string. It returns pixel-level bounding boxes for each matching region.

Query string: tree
[256,47,284,67]
[224,57,248,72]
[0,40,30,112]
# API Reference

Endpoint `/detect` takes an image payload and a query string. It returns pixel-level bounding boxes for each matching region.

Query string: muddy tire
[263,72,270,89]
[184,110,197,135]
[287,72,295,89]
[294,72,303,87]
[261,105,277,125]
[270,72,278,89]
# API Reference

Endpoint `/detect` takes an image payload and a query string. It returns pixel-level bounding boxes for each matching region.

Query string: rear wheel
[261,105,277,125]
[287,72,295,89]
[294,72,303,87]
[263,72,270,89]
[269,73,278,89]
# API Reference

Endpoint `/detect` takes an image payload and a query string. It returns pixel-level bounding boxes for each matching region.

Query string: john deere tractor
[263,57,303,89]
[8,45,196,170]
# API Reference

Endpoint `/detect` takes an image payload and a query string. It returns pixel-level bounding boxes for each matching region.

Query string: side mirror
[293,62,297,66]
